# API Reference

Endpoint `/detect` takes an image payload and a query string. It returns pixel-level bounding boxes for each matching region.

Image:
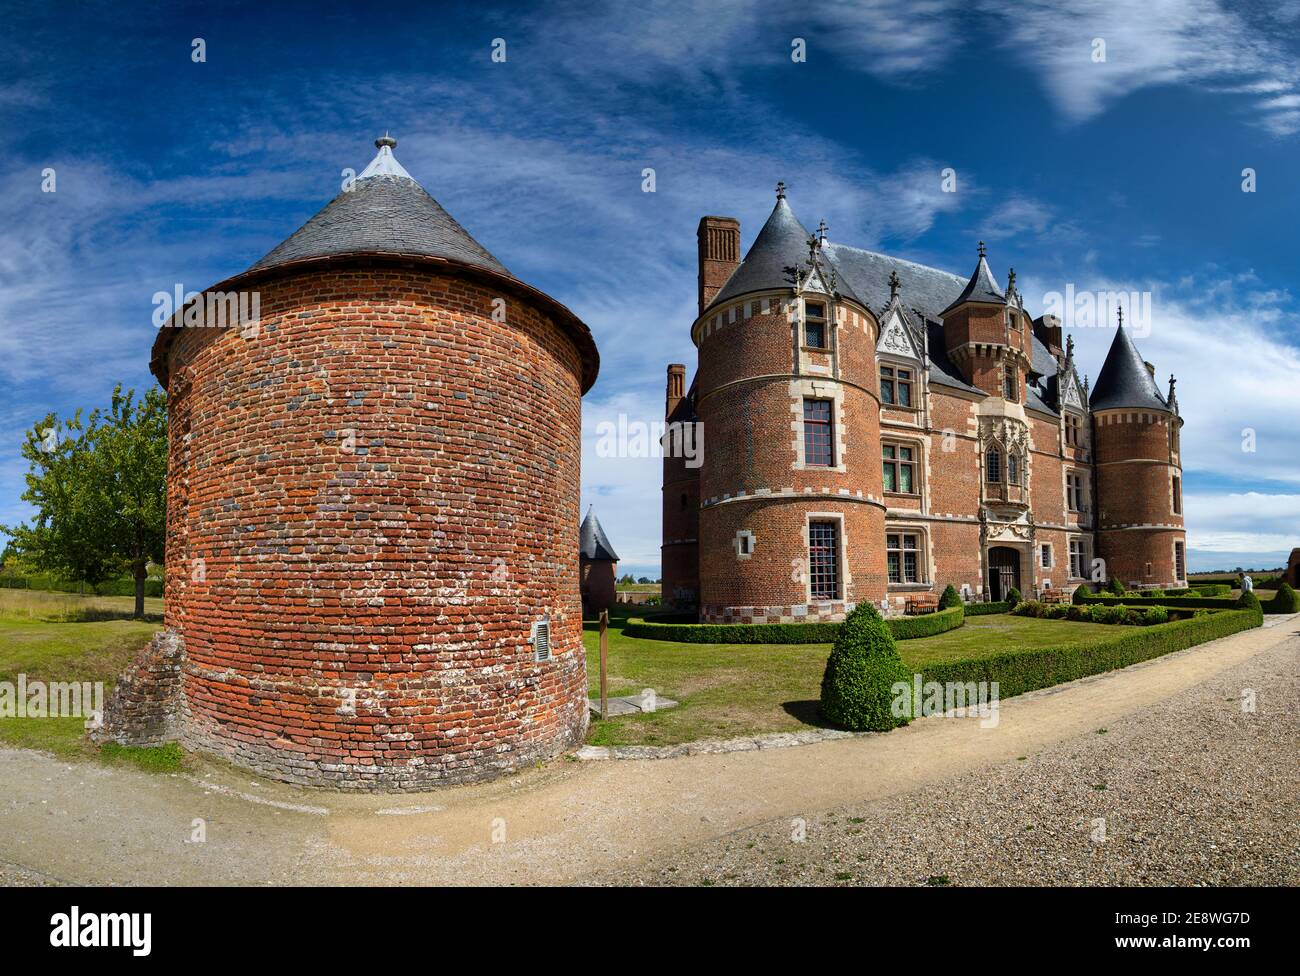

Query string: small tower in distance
[580,507,620,617]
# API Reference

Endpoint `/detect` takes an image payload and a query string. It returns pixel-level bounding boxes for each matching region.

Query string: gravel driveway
[1,618,1295,886]
[604,626,1300,886]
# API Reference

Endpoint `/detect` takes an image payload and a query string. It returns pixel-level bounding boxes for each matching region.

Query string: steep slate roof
[705,195,863,311]
[579,508,619,562]
[250,140,509,275]
[693,193,1100,416]
[149,136,601,393]
[823,244,967,320]
[941,249,1007,314]
[923,320,983,394]
[1089,323,1169,412]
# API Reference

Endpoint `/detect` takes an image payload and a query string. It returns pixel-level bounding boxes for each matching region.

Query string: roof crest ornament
[775,180,786,200]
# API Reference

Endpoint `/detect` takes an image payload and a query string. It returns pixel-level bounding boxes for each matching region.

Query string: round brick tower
[1090,315,1186,588]
[146,136,599,789]
[693,187,887,623]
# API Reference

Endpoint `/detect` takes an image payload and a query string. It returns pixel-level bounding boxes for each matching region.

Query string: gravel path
[2,619,1294,886]
[603,630,1299,886]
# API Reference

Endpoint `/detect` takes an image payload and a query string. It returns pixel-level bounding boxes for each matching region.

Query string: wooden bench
[904,593,940,615]
[1041,587,1067,604]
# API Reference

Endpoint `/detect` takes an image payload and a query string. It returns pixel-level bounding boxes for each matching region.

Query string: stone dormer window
[1002,367,1018,402]
[1064,412,1083,447]
[803,301,828,349]
[880,365,913,407]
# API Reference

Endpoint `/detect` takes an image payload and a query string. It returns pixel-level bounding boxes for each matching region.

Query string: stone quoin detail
[100,135,600,790]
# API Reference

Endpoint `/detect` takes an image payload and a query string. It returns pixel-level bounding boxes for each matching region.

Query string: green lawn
[583,609,1135,747]
[0,588,177,769]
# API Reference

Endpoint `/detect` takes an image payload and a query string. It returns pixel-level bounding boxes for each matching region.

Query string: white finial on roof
[358,132,413,180]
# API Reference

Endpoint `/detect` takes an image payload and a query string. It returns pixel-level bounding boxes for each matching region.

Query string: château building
[662,185,1186,622]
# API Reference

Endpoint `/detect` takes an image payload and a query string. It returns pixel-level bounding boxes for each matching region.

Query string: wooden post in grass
[599,610,609,719]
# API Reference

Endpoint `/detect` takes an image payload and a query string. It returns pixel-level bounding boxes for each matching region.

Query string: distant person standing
[1241,573,1254,593]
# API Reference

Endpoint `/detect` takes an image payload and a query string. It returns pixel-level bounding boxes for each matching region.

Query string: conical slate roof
[705,190,861,312]
[149,135,600,393]
[1089,323,1169,412]
[579,508,619,562]
[941,244,1006,314]
[250,137,509,276]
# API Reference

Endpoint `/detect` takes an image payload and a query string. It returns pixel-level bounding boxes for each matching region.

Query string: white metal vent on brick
[530,617,551,662]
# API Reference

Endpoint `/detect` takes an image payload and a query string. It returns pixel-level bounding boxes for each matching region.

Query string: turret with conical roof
[579,507,620,616]
[137,134,602,789]
[1089,310,1186,589]
[687,185,888,622]
[941,242,1032,402]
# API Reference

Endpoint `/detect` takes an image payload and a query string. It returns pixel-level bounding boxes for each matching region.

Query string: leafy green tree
[5,386,166,618]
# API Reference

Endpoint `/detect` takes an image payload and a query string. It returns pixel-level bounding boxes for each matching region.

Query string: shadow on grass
[53,609,164,624]
[781,699,836,729]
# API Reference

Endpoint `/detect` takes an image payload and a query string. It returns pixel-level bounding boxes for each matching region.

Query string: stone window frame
[1063,410,1085,449]
[1040,542,1053,570]
[789,378,847,473]
[879,362,917,410]
[882,436,923,498]
[885,526,930,587]
[801,298,830,351]
[1171,472,1182,515]
[1064,468,1088,514]
[1067,536,1089,581]
[802,397,835,467]
[1002,361,1019,403]
[1173,540,1186,582]
[734,529,755,561]
[804,512,847,604]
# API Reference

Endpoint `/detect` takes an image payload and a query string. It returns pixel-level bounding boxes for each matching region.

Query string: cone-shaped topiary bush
[819,602,912,732]
[1108,576,1125,596]
[1237,589,1262,612]
[1072,583,1090,604]
[939,584,962,609]
[1267,582,1299,613]
[1006,586,1022,607]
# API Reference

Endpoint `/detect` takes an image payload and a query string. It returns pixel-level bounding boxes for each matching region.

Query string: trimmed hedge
[1079,593,1238,610]
[623,605,965,644]
[964,600,1011,616]
[0,575,163,597]
[917,608,1262,700]
[1268,582,1300,613]
[939,584,962,610]
[1014,600,1168,626]
[889,606,964,640]
[819,603,911,731]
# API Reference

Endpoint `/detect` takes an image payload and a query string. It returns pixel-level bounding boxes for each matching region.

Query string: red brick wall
[694,298,887,620]
[1094,409,1186,587]
[162,265,589,789]
[580,558,616,614]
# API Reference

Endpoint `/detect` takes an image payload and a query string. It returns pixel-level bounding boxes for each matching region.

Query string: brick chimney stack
[1033,314,1063,361]
[697,216,740,315]
[666,363,686,418]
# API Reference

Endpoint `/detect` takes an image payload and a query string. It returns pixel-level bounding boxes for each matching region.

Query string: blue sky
[2,0,1298,577]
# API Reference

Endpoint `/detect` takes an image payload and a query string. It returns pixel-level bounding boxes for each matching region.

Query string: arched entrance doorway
[988,546,1021,601]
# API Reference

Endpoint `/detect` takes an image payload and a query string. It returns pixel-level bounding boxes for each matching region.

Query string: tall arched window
[985,448,1001,483]
[1007,454,1019,485]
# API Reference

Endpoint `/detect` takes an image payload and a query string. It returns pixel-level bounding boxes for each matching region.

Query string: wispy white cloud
[977,0,1300,136]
